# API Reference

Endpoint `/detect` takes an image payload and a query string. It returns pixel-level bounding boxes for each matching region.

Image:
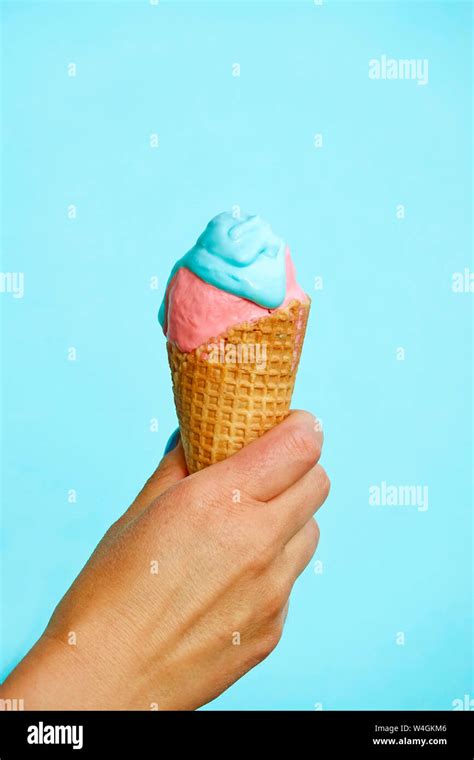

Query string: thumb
[144,436,188,501]
[120,433,188,525]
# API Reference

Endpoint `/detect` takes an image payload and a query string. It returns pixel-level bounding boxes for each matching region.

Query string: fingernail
[164,428,180,455]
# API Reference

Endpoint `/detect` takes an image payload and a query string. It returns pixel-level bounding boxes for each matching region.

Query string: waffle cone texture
[167,299,311,473]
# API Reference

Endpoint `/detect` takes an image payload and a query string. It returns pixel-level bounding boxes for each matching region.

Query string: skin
[0,411,330,710]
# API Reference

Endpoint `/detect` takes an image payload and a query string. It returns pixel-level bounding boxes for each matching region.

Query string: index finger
[200,410,323,501]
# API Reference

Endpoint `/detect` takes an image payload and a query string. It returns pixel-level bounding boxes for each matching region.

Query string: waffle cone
[167,299,311,473]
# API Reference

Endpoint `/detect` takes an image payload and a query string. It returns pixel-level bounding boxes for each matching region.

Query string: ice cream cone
[167,299,310,473]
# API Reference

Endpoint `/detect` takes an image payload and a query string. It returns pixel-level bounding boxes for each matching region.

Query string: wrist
[1,631,103,710]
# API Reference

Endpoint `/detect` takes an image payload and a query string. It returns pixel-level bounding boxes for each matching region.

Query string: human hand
[0,411,330,710]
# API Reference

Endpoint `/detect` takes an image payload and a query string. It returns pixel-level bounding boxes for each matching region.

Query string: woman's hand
[0,410,330,710]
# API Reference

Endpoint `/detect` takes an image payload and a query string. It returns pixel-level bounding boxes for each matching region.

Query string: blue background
[1,0,472,710]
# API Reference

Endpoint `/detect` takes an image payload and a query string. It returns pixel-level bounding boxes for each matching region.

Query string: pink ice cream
[163,247,308,353]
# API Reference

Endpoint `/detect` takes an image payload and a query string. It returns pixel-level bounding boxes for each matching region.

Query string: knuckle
[264,595,282,621]
[318,468,331,500]
[285,425,320,466]
[263,578,290,620]
[255,625,284,662]
[244,543,273,575]
[306,518,320,551]
[243,525,278,575]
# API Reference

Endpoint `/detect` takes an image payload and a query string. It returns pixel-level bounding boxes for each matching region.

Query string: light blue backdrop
[1,0,472,710]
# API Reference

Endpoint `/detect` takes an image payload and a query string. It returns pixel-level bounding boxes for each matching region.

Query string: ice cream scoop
[159,211,311,473]
[159,212,308,352]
